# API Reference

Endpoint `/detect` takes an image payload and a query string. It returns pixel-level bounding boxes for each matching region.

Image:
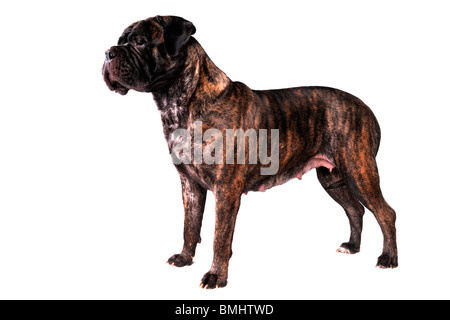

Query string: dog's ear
[155,16,196,57]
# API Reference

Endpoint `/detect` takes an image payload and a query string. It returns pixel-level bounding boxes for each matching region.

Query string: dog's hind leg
[316,166,365,254]
[341,155,398,268]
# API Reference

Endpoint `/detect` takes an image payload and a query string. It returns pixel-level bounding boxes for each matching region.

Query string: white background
[0,0,449,299]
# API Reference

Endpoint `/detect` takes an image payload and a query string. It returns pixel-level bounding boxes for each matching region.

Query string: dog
[102,15,398,289]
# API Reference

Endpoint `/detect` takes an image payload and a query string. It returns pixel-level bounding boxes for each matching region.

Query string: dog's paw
[199,272,227,289]
[376,253,398,269]
[336,242,360,254]
[167,253,193,267]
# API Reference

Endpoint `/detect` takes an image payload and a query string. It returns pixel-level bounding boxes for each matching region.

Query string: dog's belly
[245,153,335,194]
[175,152,335,196]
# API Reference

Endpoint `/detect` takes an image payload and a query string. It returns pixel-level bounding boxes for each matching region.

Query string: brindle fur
[103,16,398,289]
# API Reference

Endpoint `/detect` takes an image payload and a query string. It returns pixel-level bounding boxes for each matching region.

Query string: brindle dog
[102,15,398,289]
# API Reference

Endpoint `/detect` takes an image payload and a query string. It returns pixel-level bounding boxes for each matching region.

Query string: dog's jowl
[102,15,398,289]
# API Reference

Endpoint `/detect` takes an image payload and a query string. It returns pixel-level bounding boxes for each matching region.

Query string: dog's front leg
[168,174,207,267]
[200,186,242,289]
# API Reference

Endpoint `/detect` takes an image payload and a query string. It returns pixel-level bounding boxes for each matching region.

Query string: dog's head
[102,16,196,95]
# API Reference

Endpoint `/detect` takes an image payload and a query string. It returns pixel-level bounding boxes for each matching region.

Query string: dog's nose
[105,48,117,61]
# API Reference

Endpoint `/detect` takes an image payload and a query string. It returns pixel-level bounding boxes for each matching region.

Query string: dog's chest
[158,97,186,127]
[155,94,188,142]
[158,114,216,189]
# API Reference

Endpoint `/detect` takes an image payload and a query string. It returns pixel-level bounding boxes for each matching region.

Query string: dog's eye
[135,37,147,46]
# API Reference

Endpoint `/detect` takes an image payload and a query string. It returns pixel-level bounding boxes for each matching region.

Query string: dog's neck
[152,38,231,136]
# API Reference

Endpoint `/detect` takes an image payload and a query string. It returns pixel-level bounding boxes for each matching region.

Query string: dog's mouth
[102,61,130,96]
